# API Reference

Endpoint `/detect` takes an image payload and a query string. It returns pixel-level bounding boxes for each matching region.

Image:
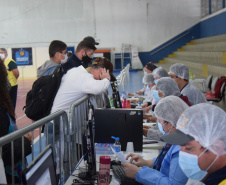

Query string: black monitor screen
[22,145,57,185]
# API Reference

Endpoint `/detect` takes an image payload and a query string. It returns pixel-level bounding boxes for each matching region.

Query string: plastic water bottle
[136,102,142,109]
[111,136,121,152]
[122,94,127,108]
[121,91,125,100]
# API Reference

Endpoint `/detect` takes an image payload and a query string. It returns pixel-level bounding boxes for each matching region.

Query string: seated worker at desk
[130,73,155,105]
[142,67,169,114]
[128,61,157,97]
[161,103,226,185]
[143,77,192,127]
[123,96,189,185]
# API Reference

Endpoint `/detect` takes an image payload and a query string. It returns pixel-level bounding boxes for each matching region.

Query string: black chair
[206,82,226,102]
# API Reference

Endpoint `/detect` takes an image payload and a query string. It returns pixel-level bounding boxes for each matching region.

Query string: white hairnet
[176,103,226,155]
[154,96,189,127]
[152,67,169,78]
[169,63,189,80]
[156,77,181,97]
[143,73,154,84]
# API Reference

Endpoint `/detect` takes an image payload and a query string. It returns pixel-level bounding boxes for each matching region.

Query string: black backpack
[24,66,66,121]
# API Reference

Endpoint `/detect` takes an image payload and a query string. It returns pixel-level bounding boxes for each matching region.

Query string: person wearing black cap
[83,36,99,45]
[62,40,96,71]
[161,103,226,185]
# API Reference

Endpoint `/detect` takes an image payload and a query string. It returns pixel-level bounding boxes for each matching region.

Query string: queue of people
[0,35,226,185]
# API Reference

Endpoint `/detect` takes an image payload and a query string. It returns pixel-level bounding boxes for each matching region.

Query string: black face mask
[82,52,92,65]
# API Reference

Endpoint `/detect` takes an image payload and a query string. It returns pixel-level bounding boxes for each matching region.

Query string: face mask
[154,79,158,84]
[144,71,147,75]
[179,150,218,181]
[157,122,166,135]
[61,54,68,64]
[82,52,92,65]
[0,53,5,60]
[153,90,161,103]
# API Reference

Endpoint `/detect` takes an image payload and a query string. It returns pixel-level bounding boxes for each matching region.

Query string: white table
[65,146,163,185]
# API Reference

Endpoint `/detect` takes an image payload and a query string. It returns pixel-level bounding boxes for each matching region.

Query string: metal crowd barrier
[0,110,68,184]
[67,94,105,173]
[0,94,105,184]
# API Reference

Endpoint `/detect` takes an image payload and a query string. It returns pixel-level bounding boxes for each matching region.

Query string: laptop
[22,145,57,185]
[94,108,143,151]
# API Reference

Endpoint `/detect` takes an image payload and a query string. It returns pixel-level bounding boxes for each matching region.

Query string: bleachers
[160,34,226,79]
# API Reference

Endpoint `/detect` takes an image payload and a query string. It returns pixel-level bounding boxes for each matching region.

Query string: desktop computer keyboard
[112,165,142,185]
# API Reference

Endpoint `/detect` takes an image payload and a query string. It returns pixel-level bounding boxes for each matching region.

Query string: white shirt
[51,66,110,114]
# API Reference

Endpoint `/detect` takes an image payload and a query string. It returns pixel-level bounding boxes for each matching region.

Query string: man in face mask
[37,40,67,78]
[62,39,97,72]
[161,103,226,184]
[168,63,206,105]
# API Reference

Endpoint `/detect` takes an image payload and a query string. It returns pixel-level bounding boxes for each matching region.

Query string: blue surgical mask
[153,90,161,103]
[154,79,158,84]
[157,122,166,135]
[179,150,218,181]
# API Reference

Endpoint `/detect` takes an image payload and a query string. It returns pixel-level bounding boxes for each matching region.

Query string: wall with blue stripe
[114,10,226,68]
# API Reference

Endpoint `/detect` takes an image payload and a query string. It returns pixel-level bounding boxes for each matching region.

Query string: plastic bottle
[98,156,111,185]
[126,100,131,108]
[121,91,125,100]
[122,94,127,108]
[111,136,121,152]
[136,102,142,109]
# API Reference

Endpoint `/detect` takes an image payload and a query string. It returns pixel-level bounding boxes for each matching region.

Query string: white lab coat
[0,149,7,184]
[181,82,207,105]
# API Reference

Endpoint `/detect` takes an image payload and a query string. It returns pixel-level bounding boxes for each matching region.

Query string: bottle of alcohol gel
[111,136,121,152]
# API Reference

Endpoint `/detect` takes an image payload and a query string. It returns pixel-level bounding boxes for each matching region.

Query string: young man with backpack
[37,40,67,78]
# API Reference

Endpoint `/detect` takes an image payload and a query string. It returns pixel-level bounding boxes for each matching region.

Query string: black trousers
[9,85,18,110]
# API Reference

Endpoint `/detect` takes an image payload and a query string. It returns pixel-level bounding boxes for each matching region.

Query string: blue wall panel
[200,11,226,38]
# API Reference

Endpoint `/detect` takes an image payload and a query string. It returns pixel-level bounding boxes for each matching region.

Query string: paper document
[110,147,129,163]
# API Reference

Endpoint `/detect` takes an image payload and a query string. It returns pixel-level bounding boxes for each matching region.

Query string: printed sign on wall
[12,48,33,66]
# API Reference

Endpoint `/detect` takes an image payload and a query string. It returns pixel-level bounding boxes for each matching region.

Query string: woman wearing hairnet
[168,63,207,105]
[143,67,169,113]
[122,96,189,185]
[128,62,157,96]
[131,73,156,104]
[143,77,192,139]
[161,103,226,185]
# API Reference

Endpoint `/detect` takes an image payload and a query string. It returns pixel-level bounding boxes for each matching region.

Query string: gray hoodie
[37,60,59,78]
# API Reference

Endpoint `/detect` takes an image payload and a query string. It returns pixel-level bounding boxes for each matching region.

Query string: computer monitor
[111,81,122,108]
[22,145,57,185]
[94,108,143,151]
[79,107,97,181]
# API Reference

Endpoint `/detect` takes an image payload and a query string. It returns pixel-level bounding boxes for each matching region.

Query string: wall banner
[12,48,33,66]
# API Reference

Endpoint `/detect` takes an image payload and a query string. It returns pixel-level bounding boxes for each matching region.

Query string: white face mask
[61,54,68,64]
[0,53,5,60]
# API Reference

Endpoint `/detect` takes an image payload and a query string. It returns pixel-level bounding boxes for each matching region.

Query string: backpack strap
[43,66,58,76]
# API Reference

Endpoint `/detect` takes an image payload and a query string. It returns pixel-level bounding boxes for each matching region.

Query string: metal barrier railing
[67,94,105,173]
[0,110,68,184]
[0,94,105,184]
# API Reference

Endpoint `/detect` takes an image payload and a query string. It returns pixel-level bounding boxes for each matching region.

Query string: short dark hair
[76,40,96,53]
[49,40,67,58]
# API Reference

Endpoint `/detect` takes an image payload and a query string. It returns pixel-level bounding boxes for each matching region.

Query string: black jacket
[62,54,88,72]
